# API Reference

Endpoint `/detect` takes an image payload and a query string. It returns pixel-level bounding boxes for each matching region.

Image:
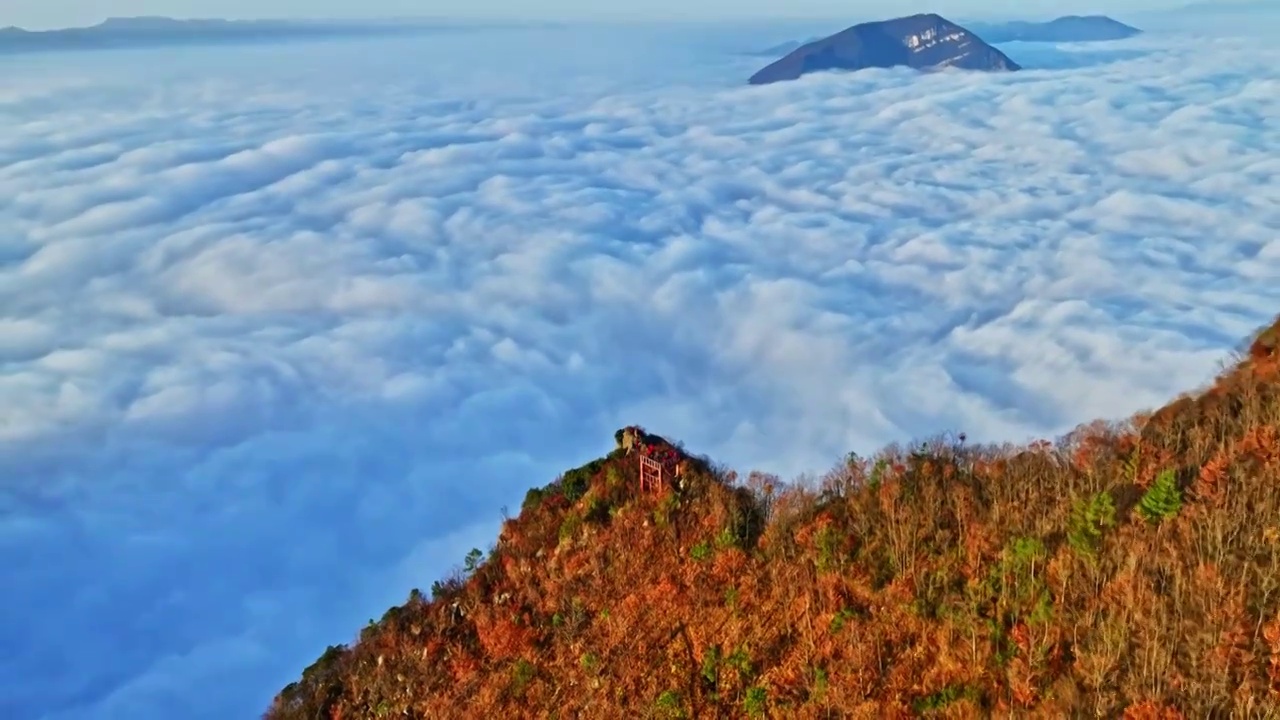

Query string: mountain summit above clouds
[748,13,1021,85]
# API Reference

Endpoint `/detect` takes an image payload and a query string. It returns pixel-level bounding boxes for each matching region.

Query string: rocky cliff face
[748,13,1021,85]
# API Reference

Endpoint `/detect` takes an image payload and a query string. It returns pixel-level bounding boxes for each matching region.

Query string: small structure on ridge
[616,425,688,494]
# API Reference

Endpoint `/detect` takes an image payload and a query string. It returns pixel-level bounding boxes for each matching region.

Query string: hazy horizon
[3,2,1278,719]
[3,0,1273,31]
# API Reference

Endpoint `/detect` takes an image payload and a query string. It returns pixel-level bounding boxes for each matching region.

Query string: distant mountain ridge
[966,15,1142,43]
[748,13,1020,85]
[743,36,822,57]
[0,16,542,54]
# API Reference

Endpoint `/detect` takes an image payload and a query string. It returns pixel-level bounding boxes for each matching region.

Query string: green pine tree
[1067,490,1116,557]
[1137,469,1182,523]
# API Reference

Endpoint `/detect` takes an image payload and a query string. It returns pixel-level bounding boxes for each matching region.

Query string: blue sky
[0,0,1235,30]
[3,4,1279,720]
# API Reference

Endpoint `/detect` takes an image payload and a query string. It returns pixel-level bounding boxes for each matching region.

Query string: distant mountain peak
[966,15,1142,44]
[748,14,1020,85]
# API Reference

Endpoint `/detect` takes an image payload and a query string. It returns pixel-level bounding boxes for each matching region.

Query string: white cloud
[2,22,1279,720]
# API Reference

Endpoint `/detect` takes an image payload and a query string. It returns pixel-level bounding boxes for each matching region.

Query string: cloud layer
[2,20,1278,720]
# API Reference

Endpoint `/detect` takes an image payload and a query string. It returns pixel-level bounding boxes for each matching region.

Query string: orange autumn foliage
[266,316,1280,719]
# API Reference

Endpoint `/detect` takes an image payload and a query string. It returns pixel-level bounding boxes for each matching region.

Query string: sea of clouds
[2,12,1279,720]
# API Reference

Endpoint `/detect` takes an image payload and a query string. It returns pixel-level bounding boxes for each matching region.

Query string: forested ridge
[267,317,1280,719]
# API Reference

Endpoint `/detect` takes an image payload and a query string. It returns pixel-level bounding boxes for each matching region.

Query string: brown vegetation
[265,317,1280,719]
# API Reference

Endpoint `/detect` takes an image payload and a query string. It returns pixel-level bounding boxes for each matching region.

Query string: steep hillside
[266,318,1280,719]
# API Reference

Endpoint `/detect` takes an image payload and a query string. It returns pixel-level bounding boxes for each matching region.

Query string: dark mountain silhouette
[265,315,1280,718]
[967,15,1142,43]
[748,13,1020,86]
[0,16,525,54]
